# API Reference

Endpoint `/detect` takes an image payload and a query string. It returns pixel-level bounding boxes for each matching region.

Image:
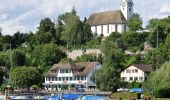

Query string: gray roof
[46,62,99,77]
[87,10,127,26]
[131,64,152,72]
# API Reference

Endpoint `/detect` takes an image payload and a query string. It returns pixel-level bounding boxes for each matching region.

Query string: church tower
[120,0,134,20]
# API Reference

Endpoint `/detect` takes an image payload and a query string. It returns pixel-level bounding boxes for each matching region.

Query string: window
[66,69,68,73]
[59,77,61,81]
[129,8,131,11]
[46,77,48,81]
[66,77,68,81]
[84,76,86,80]
[129,77,133,81]
[63,77,65,81]
[135,69,138,73]
[122,77,127,81]
[101,25,103,34]
[55,77,57,81]
[49,77,51,81]
[115,24,118,32]
[107,25,109,33]
[70,77,72,81]
[139,77,143,80]
[126,69,131,73]
[132,70,134,73]
[95,26,97,33]
[81,76,84,80]
[52,77,54,81]
[134,77,138,81]
[77,76,80,80]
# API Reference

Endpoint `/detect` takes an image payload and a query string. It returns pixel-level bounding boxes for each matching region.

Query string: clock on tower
[120,0,134,20]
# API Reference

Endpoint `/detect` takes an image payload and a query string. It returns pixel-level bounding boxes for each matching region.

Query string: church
[88,0,134,37]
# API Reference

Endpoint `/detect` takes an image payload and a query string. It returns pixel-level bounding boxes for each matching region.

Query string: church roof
[87,10,127,26]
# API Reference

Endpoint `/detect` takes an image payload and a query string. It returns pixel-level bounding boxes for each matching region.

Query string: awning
[130,88,144,93]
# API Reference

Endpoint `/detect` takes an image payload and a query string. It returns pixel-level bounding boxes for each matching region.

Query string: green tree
[122,31,148,51]
[0,52,10,69]
[128,13,143,31]
[75,54,97,62]
[11,49,26,68]
[35,18,59,44]
[0,68,5,85]
[9,66,42,88]
[95,34,125,91]
[147,16,170,47]
[147,61,170,98]
[59,10,92,46]
[33,43,66,72]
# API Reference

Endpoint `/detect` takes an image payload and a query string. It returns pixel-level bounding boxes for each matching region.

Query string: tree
[11,49,26,68]
[9,66,42,88]
[128,13,143,31]
[0,52,10,69]
[122,31,148,51]
[59,9,92,46]
[145,35,170,70]
[35,18,59,44]
[147,17,170,47]
[11,31,27,48]
[0,68,5,85]
[32,43,66,72]
[75,54,97,62]
[147,61,170,98]
[95,34,125,91]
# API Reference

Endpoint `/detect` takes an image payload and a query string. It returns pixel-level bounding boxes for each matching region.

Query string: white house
[121,64,152,82]
[88,0,134,36]
[43,62,101,91]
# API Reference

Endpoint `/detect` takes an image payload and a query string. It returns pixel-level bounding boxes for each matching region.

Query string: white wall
[121,65,145,82]
[86,63,101,87]
[97,25,102,35]
[91,24,126,37]
[103,25,109,36]
[91,26,96,35]
[109,24,116,33]
[117,24,124,33]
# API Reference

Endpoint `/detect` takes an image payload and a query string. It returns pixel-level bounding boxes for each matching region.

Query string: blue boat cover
[62,94,82,100]
[130,88,144,93]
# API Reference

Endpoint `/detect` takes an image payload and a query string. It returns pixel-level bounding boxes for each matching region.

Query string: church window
[124,25,126,32]
[115,24,118,32]
[107,25,109,33]
[129,8,131,11]
[95,26,97,33]
[101,25,103,34]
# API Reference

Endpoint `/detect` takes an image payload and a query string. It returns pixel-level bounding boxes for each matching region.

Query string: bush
[154,87,170,98]
[110,92,138,99]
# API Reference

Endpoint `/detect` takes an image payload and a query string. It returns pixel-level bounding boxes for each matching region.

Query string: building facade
[88,0,134,36]
[43,62,101,91]
[121,64,152,82]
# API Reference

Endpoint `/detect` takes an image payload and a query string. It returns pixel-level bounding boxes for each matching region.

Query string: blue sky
[0,0,170,35]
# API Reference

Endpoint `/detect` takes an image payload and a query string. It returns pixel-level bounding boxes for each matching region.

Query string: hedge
[110,92,138,99]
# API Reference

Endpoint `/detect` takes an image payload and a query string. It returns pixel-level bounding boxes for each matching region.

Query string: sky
[0,0,170,35]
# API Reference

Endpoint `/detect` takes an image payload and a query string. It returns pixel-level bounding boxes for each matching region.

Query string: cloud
[0,0,170,35]
[160,3,170,14]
